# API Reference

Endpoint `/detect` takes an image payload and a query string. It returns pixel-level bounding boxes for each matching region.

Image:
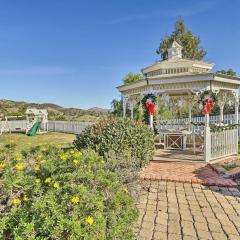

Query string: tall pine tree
[156,19,207,60]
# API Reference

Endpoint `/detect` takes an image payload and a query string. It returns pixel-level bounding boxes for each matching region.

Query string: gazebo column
[187,94,194,132]
[122,96,127,118]
[188,104,192,123]
[234,93,239,152]
[218,91,227,123]
[129,102,134,119]
[187,93,192,123]
[235,98,239,124]
[219,103,224,123]
[129,99,137,120]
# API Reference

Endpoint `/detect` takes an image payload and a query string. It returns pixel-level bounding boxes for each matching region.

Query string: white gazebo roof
[118,40,239,97]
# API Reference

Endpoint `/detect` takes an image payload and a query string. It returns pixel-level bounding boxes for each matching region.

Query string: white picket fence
[0,120,27,133]
[209,128,238,161]
[47,121,92,134]
[0,120,92,135]
[158,113,237,125]
[157,114,239,162]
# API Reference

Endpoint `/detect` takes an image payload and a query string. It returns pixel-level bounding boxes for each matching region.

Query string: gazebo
[117,41,240,162]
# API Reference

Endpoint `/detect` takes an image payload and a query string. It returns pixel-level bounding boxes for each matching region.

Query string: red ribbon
[146,102,155,115]
[202,98,214,115]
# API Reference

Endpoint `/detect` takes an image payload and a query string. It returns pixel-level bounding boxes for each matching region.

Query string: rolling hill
[0,99,110,122]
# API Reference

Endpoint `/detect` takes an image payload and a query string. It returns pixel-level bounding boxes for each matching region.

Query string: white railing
[0,120,27,132]
[47,121,92,134]
[158,113,237,124]
[0,120,92,135]
[209,128,238,161]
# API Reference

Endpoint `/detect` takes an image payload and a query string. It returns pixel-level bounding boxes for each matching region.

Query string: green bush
[0,144,138,240]
[73,118,155,183]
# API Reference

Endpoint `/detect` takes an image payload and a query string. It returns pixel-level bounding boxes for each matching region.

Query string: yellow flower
[34,166,40,171]
[45,177,52,183]
[86,216,94,225]
[73,151,82,158]
[35,178,41,183]
[15,164,24,170]
[0,163,7,169]
[73,159,79,164]
[53,182,60,188]
[13,198,21,205]
[71,196,80,204]
[23,195,29,202]
[123,188,129,193]
[40,159,46,164]
[36,154,43,160]
[60,153,68,160]
[15,153,22,161]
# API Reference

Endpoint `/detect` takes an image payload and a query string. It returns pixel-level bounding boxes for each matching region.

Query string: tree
[156,18,207,60]
[216,69,236,77]
[123,72,144,84]
[111,99,123,116]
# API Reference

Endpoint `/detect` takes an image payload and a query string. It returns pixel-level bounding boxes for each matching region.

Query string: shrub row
[73,118,155,183]
[0,144,137,239]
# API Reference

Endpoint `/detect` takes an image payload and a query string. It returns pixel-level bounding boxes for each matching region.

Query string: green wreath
[198,90,218,111]
[141,93,157,125]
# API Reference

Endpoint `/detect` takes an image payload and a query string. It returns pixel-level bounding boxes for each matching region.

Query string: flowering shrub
[0,144,138,239]
[73,118,155,183]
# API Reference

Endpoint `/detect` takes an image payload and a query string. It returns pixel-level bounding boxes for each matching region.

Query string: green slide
[27,121,41,136]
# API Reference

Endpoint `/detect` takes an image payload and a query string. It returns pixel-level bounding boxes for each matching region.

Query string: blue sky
[0,0,240,109]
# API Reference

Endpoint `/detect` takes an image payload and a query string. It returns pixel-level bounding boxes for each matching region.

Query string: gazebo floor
[154,148,204,162]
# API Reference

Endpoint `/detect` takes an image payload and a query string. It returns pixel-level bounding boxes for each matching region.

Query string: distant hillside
[88,107,110,113]
[0,99,108,122]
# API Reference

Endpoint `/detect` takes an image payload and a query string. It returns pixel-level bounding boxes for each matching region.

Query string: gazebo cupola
[142,41,214,78]
[167,40,183,59]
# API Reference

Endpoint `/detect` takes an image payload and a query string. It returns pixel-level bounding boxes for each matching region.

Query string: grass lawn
[0,132,76,151]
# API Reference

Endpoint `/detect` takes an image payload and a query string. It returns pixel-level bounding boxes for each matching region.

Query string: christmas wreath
[198,90,218,115]
[141,93,156,115]
[141,93,156,127]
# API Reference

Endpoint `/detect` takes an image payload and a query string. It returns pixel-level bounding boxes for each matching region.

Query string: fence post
[204,114,211,162]
[204,126,211,162]
[235,98,239,153]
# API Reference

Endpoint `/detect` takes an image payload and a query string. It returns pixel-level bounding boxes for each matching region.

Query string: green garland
[199,90,218,103]
[191,121,239,132]
[210,124,239,132]
[191,122,205,126]
[141,93,157,125]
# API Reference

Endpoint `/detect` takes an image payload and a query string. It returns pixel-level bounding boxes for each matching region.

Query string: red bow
[202,98,214,115]
[146,102,155,115]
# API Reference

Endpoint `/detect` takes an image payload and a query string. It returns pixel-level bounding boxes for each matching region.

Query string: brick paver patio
[139,161,237,187]
[135,180,240,240]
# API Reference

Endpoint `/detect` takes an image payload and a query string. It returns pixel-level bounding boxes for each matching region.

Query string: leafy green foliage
[0,144,138,239]
[123,72,144,85]
[73,118,155,183]
[111,99,141,120]
[156,18,207,60]
[111,99,123,117]
[216,69,237,77]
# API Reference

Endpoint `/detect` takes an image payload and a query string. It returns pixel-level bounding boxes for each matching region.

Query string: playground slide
[27,121,41,136]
